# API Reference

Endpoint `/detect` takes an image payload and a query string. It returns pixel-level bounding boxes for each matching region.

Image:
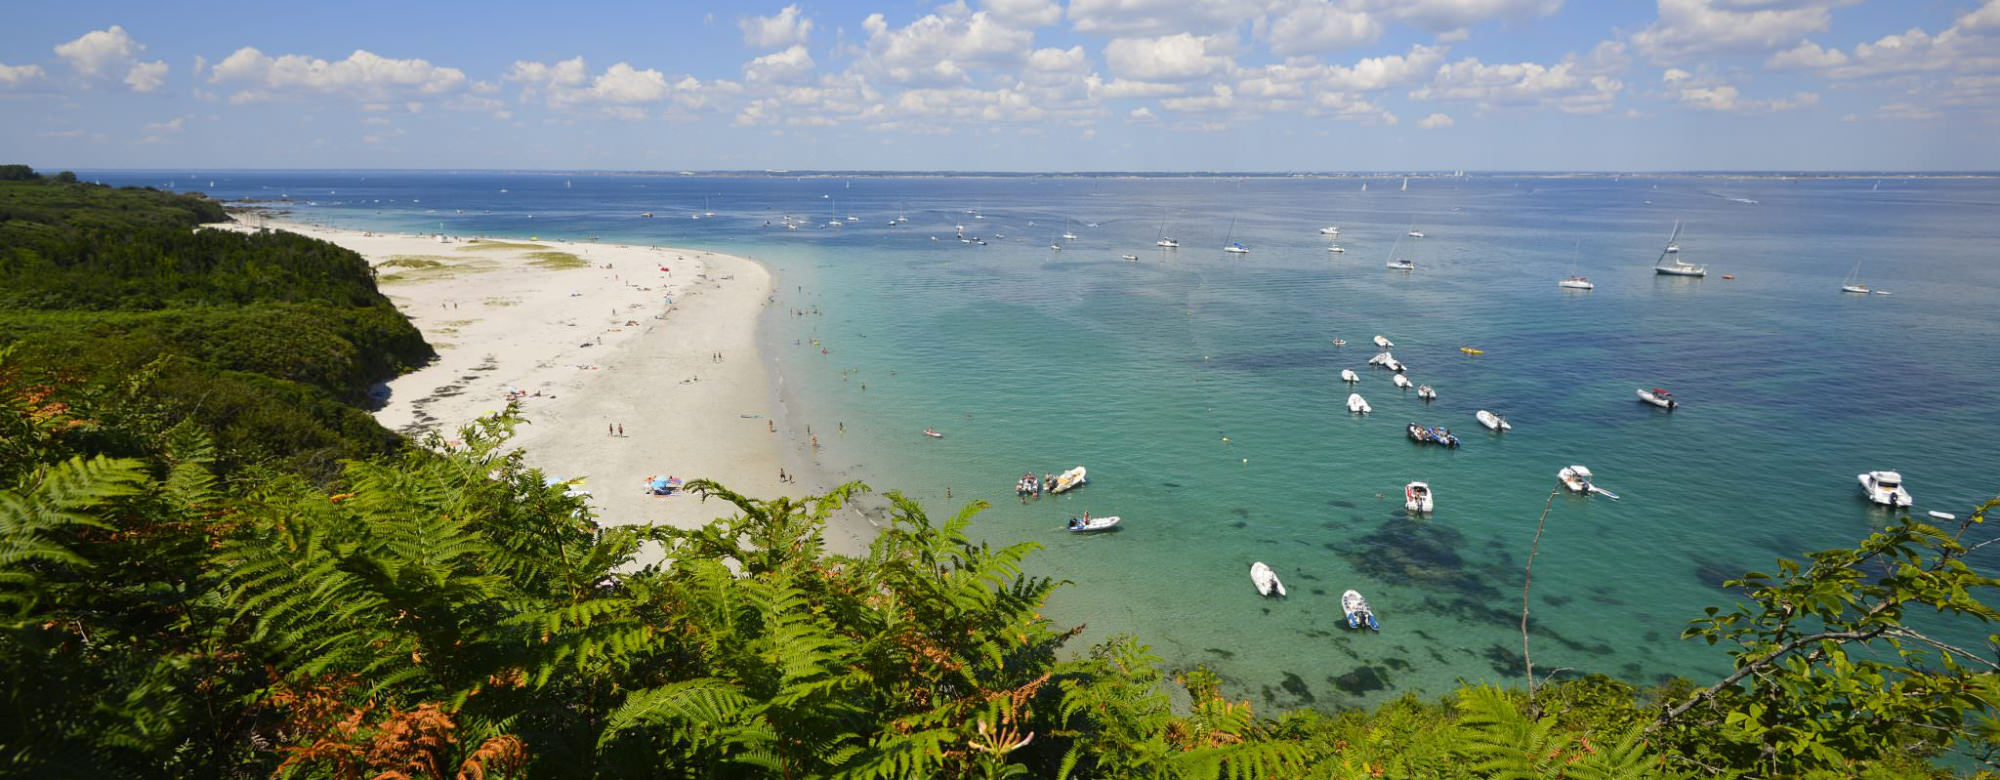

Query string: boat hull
[1250,562,1286,597]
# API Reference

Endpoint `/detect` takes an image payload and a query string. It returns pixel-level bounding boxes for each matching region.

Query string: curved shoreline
[238,216,876,558]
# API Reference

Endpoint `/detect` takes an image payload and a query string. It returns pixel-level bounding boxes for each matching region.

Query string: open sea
[89,169,2000,711]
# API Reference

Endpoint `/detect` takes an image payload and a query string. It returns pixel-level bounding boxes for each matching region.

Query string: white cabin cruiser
[1347,393,1371,414]
[1405,481,1434,514]
[1857,471,1912,508]
[1250,562,1287,597]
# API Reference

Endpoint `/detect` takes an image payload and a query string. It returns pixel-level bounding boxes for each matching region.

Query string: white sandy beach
[222,217,871,557]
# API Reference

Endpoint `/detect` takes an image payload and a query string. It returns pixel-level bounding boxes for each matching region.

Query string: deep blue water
[91,169,2000,710]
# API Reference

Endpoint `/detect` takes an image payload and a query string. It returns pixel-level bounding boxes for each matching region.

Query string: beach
[222,217,874,558]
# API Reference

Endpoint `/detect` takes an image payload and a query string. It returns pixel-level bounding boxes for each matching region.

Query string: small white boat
[1120,254,1138,261]
[1341,589,1380,631]
[1250,562,1287,597]
[1475,410,1511,431]
[1559,465,1621,500]
[1872,289,1893,296]
[1156,238,1179,248]
[1373,335,1394,349]
[1066,514,1120,533]
[1222,219,1248,254]
[1928,510,1955,521]
[1392,374,1413,389]
[1327,245,1345,253]
[1386,258,1415,271]
[1407,229,1425,238]
[1050,466,1088,494]
[1417,384,1436,401]
[1857,471,1912,508]
[1224,243,1250,254]
[1559,276,1595,290]
[1340,368,1360,383]
[923,428,943,439]
[1062,232,1079,240]
[1347,393,1371,414]
[1404,481,1433,514]
[1319,226,1340,236]
[1331,337,1347,347]
[1638,387,1679,411]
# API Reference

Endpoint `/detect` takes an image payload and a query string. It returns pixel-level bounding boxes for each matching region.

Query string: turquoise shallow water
[96,170,2000,710]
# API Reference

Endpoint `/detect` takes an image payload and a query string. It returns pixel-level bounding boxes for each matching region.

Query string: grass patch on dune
[527,250,588,269]
[483,297,520,307]
[381,255,451,269]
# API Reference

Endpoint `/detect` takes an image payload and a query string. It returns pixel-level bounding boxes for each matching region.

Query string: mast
[1655,221,1683,269]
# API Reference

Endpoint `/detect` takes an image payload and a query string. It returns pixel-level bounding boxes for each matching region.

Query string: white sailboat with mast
[1222,218,1249,255]
[1559,239,1594,290]
[1654,221,1706,277]
[1841,261,1869,294]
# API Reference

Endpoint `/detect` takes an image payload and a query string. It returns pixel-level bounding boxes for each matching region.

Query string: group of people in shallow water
[1016,472,1056,498]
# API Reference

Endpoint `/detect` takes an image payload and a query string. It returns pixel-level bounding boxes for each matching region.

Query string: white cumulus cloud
[745,45,816,83]
[856,5,1036,84]
[55,25,141,77]
[1631,0,1844,62]
[0,62,44,88]
[124,60,168,92]
[211,48,466,102]
[740,5,814,49]
[1266,2,1385,55]
[982,0,1063,27]
[1105,33,1234,82]
[1417,111,1454,128]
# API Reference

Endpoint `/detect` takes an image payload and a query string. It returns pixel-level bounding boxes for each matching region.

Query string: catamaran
[1654,221,1707,277]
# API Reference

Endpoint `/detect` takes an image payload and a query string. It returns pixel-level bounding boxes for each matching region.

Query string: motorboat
[923,428,943,438]
[1638,387,1679,411]
[1857,471,1912,508]
[1319,226,1341,236]
[1050,466,1088,494]
[1250,562,1287,597]
[1392,374,1413,389]
[1331,337,1347,347]
[1654,221,1708,277]
[1367,352,1406,372]
[1015,473,1041,496]
[1327,245,1346,253]
[1407,228,1425,238]
[1340,368,1360,383]
[1387,258,1415,271]
[1559,465,1621,500]
[1404,481,1434,514]
[1417,384,1437,401]
[1066,514,1120,533]
[1373,335,1394,348]
[1121,254,1138,261]
[1475,410,1511,431]
[1406,423,1459,447]
[1156,238,1180,248]
[1347,393,1371,414]
[1341,589,1380,631]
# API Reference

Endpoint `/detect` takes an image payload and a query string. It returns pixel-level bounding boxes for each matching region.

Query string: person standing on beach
[608,423,615,437]
[617,424,624,437]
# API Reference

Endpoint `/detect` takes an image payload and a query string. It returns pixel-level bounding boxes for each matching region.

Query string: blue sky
[3,0,1996,171]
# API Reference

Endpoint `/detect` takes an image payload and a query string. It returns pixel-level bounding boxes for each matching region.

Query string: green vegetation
[2,164,1996,778]
[526,250,588,269]
[460,240,551,251]
[0,169,431,477]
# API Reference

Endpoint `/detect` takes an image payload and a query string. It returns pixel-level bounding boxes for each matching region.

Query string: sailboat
[1155,212,1179,249]
[1222,218,1249,255]
[1654,221,1707,277]
[1841,262,1869,294]
[1559,239,1594,290]
[1401,176,1409,192]
[1062,218,1079,241]
[1384,231,1413,271]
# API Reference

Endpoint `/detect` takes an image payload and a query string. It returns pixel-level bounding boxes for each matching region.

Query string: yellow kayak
[1460,347,1484,355]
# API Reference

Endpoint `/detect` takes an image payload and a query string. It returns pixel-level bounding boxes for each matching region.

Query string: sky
[2,0,1997,172]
